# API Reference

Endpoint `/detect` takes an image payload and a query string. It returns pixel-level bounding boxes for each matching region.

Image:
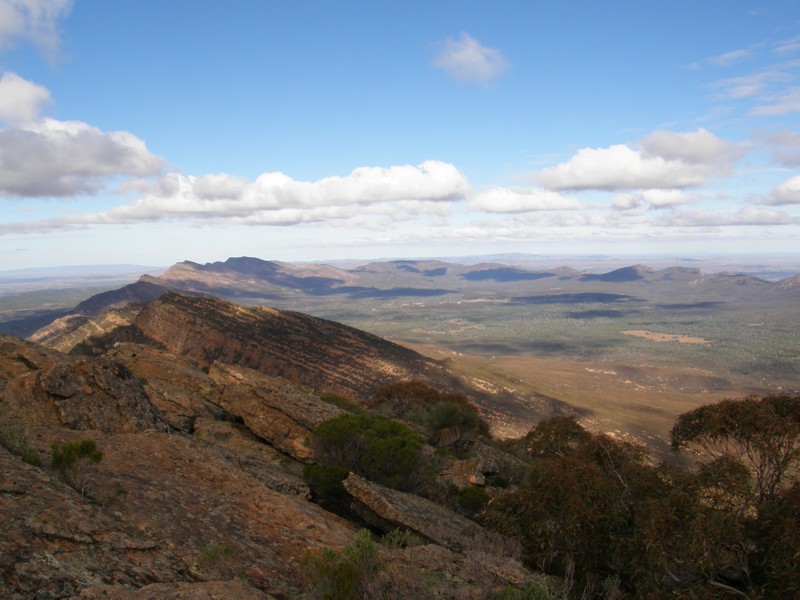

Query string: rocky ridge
[1,297,552,598]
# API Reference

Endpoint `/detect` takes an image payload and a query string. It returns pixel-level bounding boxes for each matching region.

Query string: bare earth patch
[622,330,711,345]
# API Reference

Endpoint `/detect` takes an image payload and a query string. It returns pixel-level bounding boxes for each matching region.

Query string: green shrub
[319,393,363,413]
[50,438,102,494]
[307,413,425,494]
[457,485,490,515]
[198,541,241,579]
[305,529,381,600]
[302,464,351,510]
[381,528,424,549]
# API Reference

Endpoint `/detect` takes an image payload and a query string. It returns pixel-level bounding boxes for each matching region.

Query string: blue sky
[1,1,799,269]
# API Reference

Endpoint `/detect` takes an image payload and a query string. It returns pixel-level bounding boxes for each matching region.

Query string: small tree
[51,439,102,495]
[671,393,800,505]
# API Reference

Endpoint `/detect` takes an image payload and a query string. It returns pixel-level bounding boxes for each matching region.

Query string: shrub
[319,393,363,413]
[456,485,490,515]
[302,464,351,511]
[198,541,242,579]
[305,529,381,600]
[371,380,489,446]
[0,420,42,467]
[381,528,424,549]
[486,418,667,595]
[50,438,102,495]
[307,413,425,495]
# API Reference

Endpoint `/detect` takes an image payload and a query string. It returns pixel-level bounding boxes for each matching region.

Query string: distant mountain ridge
[6,255,798,342]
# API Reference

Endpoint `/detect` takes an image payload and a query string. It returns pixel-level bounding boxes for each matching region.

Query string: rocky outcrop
[0,427,358,598]
[192,417,310,497]
[208,362,343,462]
[31,307,141,354]
[105,343,220,433]
[0,447,190,598]
[0,334,161,433]
[343,473,512,553]
[0,333,361,597]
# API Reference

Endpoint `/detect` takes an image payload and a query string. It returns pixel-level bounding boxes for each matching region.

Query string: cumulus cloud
[432,33,507,86]
[613,189,692,212]
[763,175,800,205]
[538,144,709,191]
[0,0,73,61]
[537,129,743,191]
[640,128,745,164]
[0,72,51,123]
[61,160,470,226]
[468,186,581,213]
[0,118,164,197]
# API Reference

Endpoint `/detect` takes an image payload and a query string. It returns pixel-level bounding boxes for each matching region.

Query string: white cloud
[640,128,745,164]
[537,129,742,192]
[751,86,800,116]
[538,144,709,191]
[763,175,800,205]
[468,186,581,213]
[766,131,800,166]
[0,71,51,123]
[64,160,470,225]
[0,161,468,234]
[613,189,692,212]
[663,206,794,227]
[192,173,249,200]
[432,33,507,86]
[0,0,73,61]
[0,118,164,197]
[707,48,753,67]
[774,34,800,54]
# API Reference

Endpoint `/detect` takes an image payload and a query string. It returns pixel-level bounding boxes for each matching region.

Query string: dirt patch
[622,330,711,345]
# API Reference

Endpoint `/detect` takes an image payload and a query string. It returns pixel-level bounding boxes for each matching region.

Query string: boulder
[208,362,343,462]
[0,334,162,433]
[343,472,512,553]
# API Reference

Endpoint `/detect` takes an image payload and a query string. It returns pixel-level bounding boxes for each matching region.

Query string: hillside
[0,291,561,598]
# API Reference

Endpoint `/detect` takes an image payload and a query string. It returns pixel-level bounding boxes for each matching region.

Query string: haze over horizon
[1,1,799,270]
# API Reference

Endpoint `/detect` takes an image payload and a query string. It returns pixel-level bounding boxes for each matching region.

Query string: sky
[1,0,799,270]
